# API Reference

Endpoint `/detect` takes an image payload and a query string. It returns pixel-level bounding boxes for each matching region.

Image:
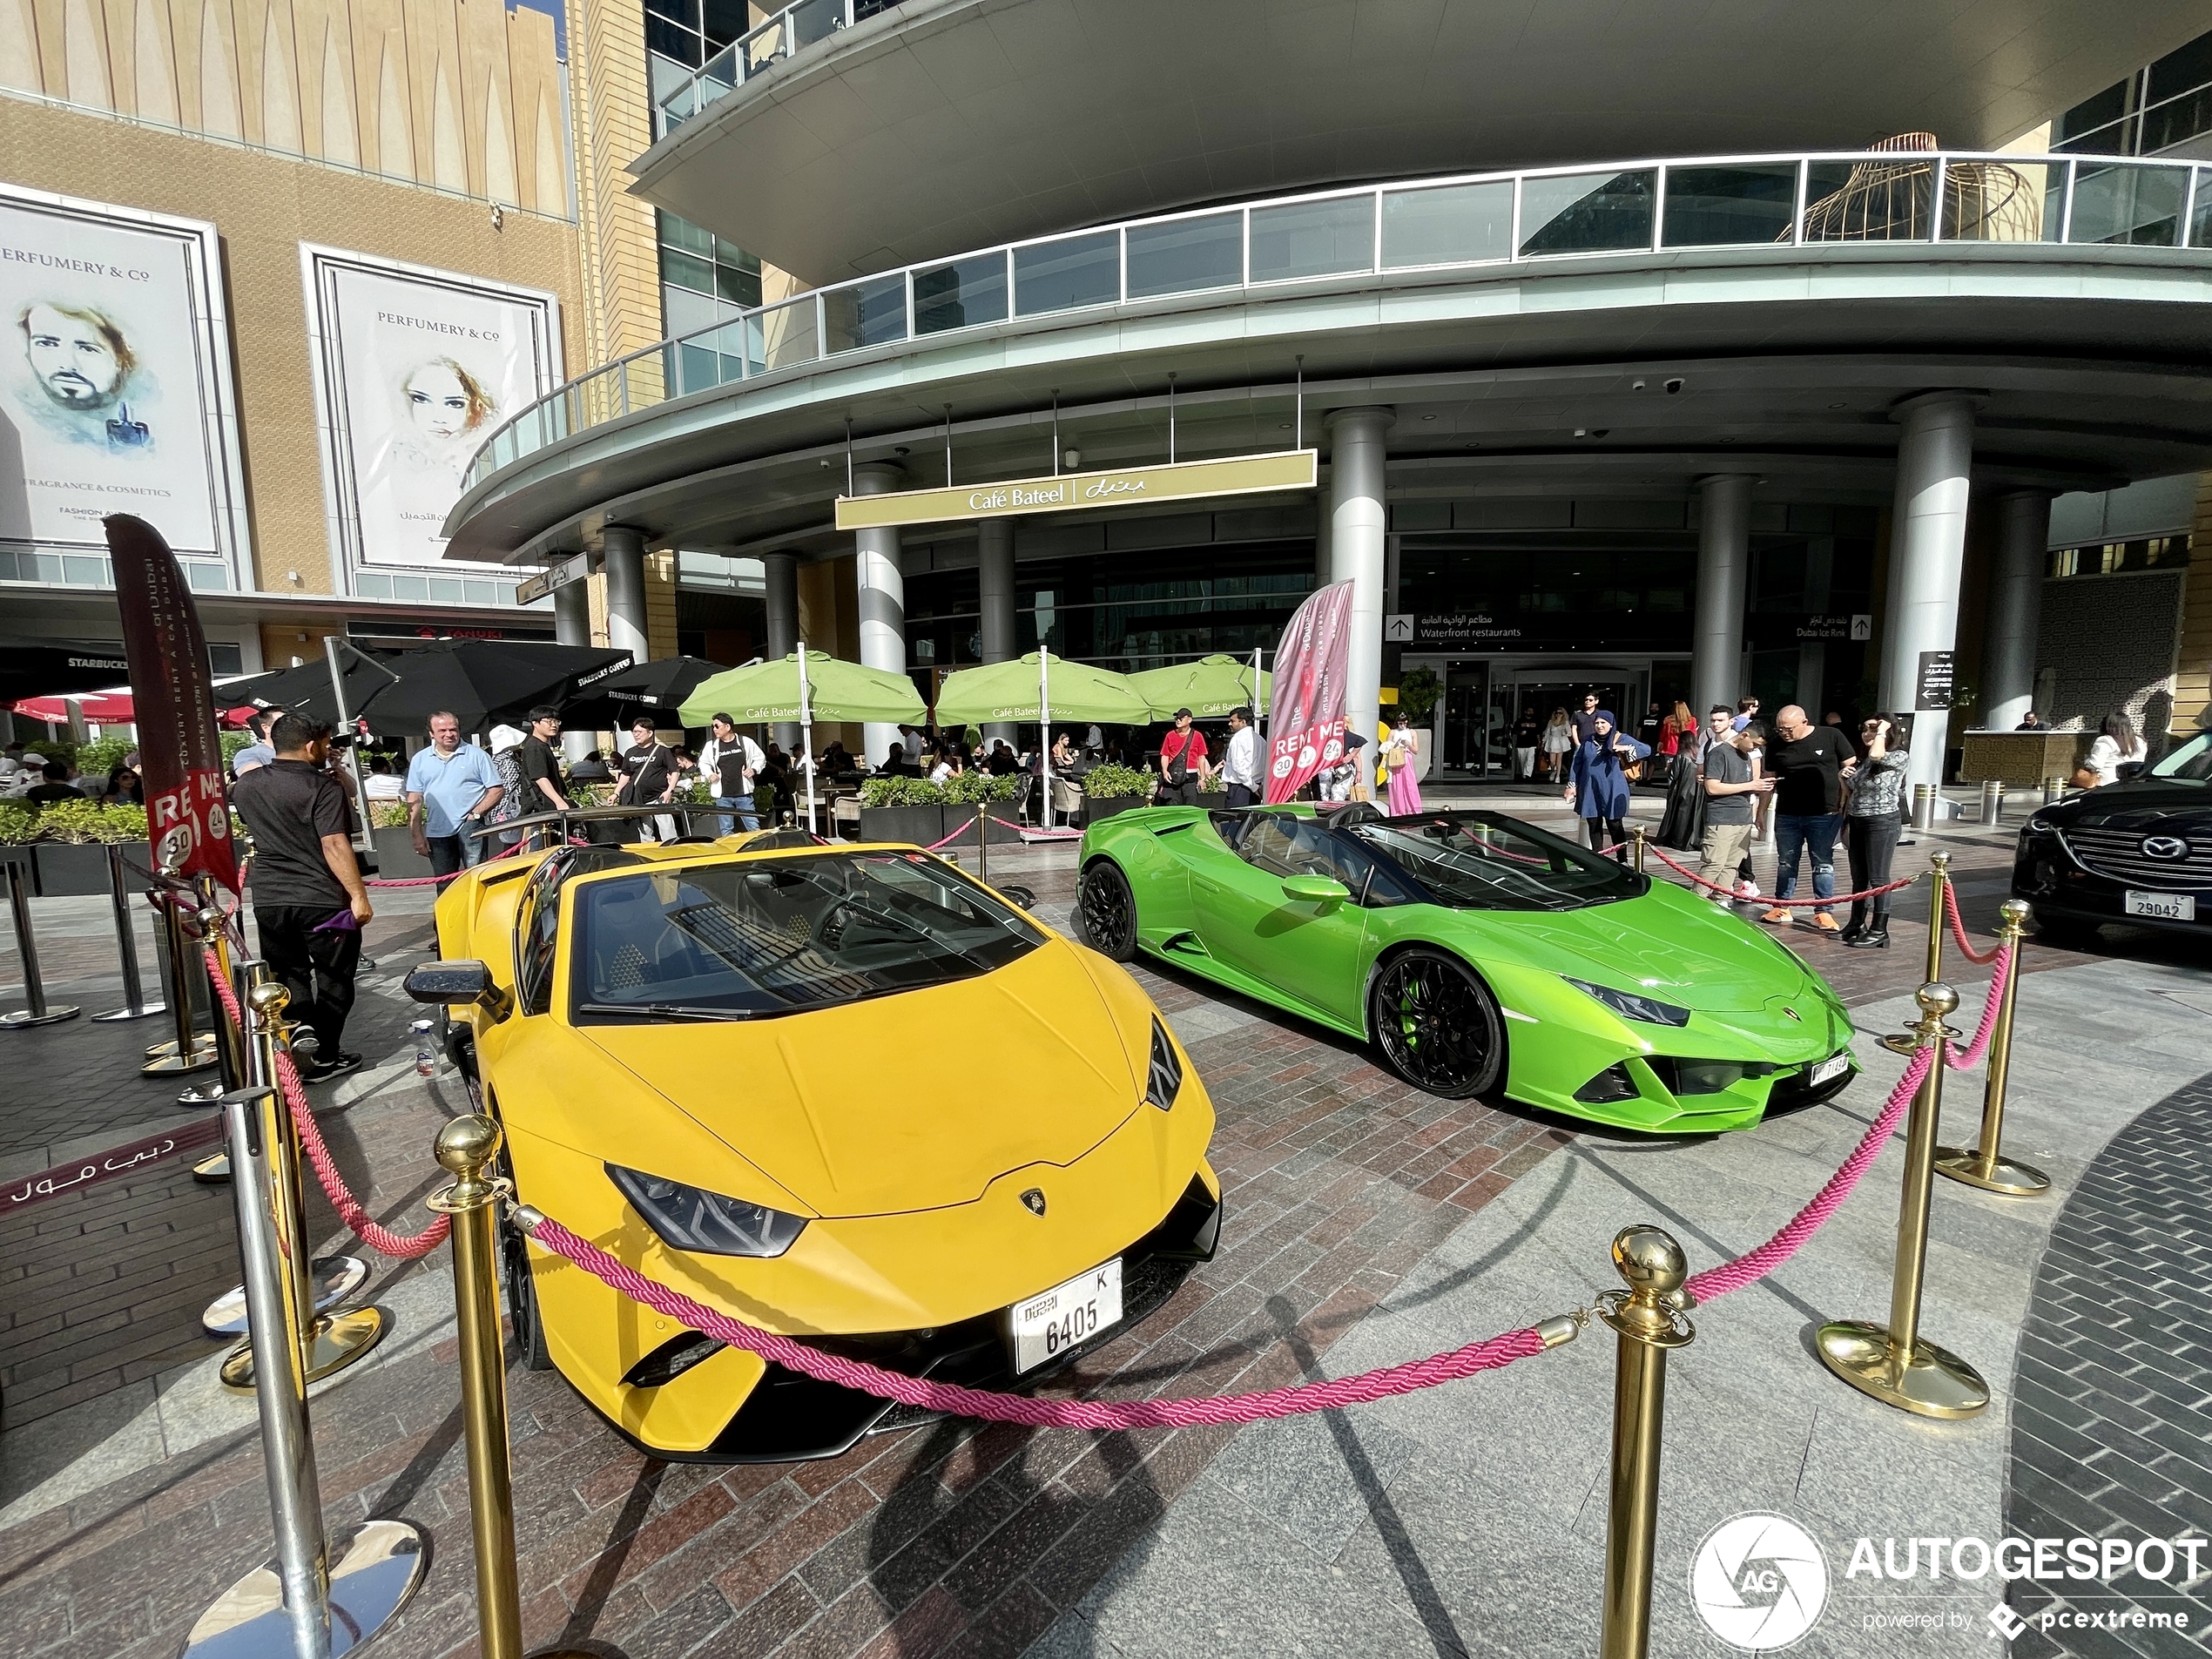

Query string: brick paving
[2006,1068,2212,1657]
[0,804,2196,1659]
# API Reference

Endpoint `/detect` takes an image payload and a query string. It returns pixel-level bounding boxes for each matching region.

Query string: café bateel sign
[833,449,1317,530]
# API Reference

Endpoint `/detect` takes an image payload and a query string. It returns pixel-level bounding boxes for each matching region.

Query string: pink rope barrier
[1644,840,1921,907]
[522,1211,1554,1428]
[990,814,1082,840]
[1684,1043,1934,1303]
[200,949,453,1260]
[1941,884,2003,966]
[1943,943,2013,1072]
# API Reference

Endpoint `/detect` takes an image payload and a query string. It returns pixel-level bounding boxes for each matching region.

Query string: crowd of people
[0,741,146,806]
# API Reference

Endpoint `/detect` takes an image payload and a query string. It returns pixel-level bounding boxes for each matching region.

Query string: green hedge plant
[0,803,34,846]
[30,799,106,844]
[860,775,948,808]
[1081,763,1155,801]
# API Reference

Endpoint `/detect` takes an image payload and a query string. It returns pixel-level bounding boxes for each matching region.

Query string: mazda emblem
[1021,1188,1047,1217]
[2141,835,2190,861]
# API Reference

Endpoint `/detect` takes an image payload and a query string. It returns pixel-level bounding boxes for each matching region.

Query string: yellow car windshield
[571,852,1039,1022]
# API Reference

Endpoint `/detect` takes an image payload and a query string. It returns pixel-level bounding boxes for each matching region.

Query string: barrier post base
[202,1255,371,1338]
[184,1517,426,1658]
[94,1001,168,1022]
[1932,1146,2050,1197]
[1814,1320,1988,1420]
[143,1036,219,1076]
[192,1152,232,1184]
[1,1004,81,1028]
[219,1305,388,1393]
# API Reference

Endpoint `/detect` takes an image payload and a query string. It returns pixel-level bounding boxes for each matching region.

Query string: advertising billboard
[0,186,244,562]
[302,246,561,574]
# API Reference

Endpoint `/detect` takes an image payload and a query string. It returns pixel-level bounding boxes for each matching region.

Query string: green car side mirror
[1281,874,1351,905]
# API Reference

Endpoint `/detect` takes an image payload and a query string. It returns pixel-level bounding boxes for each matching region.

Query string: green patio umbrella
[932,651,1150,726]
[1129,653,1271,719]
[678,649,924,833]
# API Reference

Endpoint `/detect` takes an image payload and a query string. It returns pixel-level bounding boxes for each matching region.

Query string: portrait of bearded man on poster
[14,300,152,448]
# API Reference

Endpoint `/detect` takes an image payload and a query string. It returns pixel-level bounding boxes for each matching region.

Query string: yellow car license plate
[1010,1260,1123,1373]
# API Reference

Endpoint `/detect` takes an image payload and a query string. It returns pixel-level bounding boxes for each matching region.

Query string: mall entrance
[1420,656,1691,779]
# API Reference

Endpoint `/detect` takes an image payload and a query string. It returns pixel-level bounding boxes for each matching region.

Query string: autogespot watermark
[1688,1514,2206,1650]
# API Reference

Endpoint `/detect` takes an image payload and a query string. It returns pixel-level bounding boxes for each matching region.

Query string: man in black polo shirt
[1757,703,1857,933]
[232,714,373,1080]
[516,705,571,816]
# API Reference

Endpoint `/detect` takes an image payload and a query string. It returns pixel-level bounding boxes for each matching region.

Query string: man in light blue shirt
[404,711,504,878]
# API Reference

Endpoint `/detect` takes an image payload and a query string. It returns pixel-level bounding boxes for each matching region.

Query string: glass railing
[656,0,899,134]
[466,149,2212,490]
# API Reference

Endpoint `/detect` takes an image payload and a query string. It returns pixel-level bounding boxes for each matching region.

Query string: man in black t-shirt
[231,714,373,1079]
[1757,703,1857,932]
[516,705,570,821]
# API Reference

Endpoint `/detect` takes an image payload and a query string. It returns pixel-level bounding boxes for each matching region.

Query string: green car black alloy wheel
[1079,861,1138,961]
[1370,948,1505,1098]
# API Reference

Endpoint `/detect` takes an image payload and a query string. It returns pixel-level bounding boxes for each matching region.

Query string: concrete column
[1878,395,1978,794]
[601,527,650,668]
[761,553,800,748]
[1325,408,1393,746]
[1983,489,2052,734]
[1692,475,1753,718]
[978,518,1018,748]
[1795,535,1833,714]
[552,570,597,763]
[1313,488,1332,585]
[852,464,906,765]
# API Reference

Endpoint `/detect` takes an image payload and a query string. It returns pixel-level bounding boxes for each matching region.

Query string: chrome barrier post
[1,857,78,1028]
[92,844,164,1022]
[218,967,385,1391]
[1979,779,2003,827]
[178,894,245,1106]
[1816,983,1991,1420]
[1598,1225,1692,1659]
[144,888,218,1074]
[1936,900,2048,1197]
[183,1069,425,1657]
[429,1114,592,1659]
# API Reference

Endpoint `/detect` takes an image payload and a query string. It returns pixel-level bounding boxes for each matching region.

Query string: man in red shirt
[1157,707,1210,806]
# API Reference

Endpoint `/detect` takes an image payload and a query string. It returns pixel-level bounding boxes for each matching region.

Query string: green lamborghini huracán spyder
[1075,805,1855,1132]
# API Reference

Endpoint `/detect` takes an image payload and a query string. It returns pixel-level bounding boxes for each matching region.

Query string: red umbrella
[10,691,136,724]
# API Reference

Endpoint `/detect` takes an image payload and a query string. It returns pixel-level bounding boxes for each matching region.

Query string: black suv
[2013,730,2212,944]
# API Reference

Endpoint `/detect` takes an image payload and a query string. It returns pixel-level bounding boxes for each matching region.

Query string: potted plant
[941,770,1025,844]
[1079,763,1156,827]
[30,799,115,894]
[857,774,950,846]
[0,802,34,893]
[368,799,432,877]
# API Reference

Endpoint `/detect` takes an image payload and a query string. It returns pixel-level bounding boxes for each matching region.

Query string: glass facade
[2058,27,2212,158]
[658,210,763,339]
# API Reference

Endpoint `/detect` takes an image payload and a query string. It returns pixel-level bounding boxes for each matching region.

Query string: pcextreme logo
[1690,1514,1831,1650]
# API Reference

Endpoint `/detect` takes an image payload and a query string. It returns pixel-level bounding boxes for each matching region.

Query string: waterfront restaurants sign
[833,449,1317,530]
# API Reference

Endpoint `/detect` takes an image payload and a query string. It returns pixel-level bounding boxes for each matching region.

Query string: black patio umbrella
[219,641,631,737]
[217,644,399,724]
[0,636,137,702]
[561,654,729,731]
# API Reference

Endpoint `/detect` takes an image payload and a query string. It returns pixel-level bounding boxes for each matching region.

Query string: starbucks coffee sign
[834,448,1317,530]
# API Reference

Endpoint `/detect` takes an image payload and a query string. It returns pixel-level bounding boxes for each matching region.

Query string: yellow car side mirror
[404,959,513,1022]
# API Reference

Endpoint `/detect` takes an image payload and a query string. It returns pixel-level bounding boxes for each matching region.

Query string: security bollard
[1,857,79,1028]
[1599,1225,1692,1659]
[182,1072,425,1659]
[2041,774,2069,808]
[92,844,165,1022]
[1629,826,1647,874]
[1935,900,2049,1198]
[218,966,385,1392]
[143,892,219,1075]
[1911,782,1936,830]
[1815,983,1990,1420]
[428,1115,593,1659]
[1979,780,2004,827]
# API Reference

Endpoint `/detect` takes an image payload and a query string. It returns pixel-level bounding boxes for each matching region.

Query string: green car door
[1186,813,1376,1027]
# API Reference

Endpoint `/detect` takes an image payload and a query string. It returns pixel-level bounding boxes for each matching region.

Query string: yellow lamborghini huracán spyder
[406,831,1222,1461]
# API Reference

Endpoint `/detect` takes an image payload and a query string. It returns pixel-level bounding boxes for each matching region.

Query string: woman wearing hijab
[1563,709,1649,853]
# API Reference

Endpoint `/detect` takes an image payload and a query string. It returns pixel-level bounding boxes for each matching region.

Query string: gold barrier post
[1922,849,1950,988]
[1629,826,1647,874]
[1935,900,2049,1197]
[430,1115,591,1659]
[975,799,989,885]
[1598,1225,1692,1659]
[1815,982,1990,1419]
[219,968,385,1392]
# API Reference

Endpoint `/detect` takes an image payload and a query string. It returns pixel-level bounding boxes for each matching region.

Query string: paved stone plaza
[0,789,2204,1659]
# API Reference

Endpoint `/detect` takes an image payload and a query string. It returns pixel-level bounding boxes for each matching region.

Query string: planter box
[32,841,112,895]
[1080,795,1149,828]
[858,805,950,848]
[371,826,432,878]
[0,845,34,896]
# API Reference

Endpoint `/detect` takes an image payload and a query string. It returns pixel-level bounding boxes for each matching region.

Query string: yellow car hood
[577,938,1143,1219]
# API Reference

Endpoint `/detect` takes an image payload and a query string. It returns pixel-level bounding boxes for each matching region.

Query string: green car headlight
[1563,977,1692,1028]
[1145,1015,1184,1111]
[605,1163,807,1258]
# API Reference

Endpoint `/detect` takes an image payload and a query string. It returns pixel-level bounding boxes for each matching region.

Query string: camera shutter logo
[1689,1514,1829,1650]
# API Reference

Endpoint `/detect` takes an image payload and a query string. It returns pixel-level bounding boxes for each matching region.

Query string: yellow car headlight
[1145,1016,1183,1111]
[605,1163,807,1258]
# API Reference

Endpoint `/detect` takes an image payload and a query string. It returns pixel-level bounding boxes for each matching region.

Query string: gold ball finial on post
[435,1113,503,1185]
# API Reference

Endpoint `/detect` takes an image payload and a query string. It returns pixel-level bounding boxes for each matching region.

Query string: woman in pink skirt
[1383,709,1423,814]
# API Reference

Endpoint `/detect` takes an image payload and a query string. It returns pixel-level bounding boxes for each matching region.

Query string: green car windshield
[570,852,1039,1022]
[1343,813,1644,911]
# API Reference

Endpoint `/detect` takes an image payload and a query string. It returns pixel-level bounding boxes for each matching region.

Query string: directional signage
[1914,650,1956,711]
[1384,614,1415,643]
[834,449,1318,530]
[516,554,588,606]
